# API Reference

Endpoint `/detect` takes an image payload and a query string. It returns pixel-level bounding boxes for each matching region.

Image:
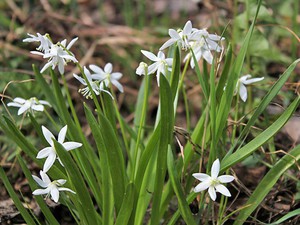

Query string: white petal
[62,142,82,151]
[169,29,181,40]
[58,125,67,143]
[192,173,211,181]
[39,100,51,106]
[57,179,67,185]
[18,104,30,115]
[111,80,124,93]
[239,75,252,83]
[32,175,47,188]
[73,74,87,85]
[42,126,55,146]
[193,180,211,193]
[43,153,56,172]
[36,147,53,159]
[157,51,165,60]
[89,64,104,75]
[165,58,173,66]
[160,39,176,50]
[147,62,159,75]
[111,72,122,80]
[7,102,22,108]
[50,187,60,203]
[58,187,76,194]
[66,37,78,49]
[31,104,44,111]
[215,184,231,197]
[183,20,192,35]
[239,83,248,102]
[40,61,53,73]
[141,50,158,61]
[40,171,51,184]
[13,97,26,104]
[32,188,49,196]
[58,61,64,74]
[218,175,235,183]
[243,77,264,85]
[208,186,217,201]
[202,50,213,64]
[104,63,113,73]
[211,159,220,179]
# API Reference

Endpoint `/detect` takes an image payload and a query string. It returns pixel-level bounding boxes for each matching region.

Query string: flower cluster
[136,20,224,85]
[32,125,81,202]
[7,97,51,116]
[24,33,78,74]
[73,63,123,99]
[193,159,235,201]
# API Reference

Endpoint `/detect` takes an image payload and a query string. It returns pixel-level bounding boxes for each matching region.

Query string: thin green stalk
[231,93,240,143]
[182,83,191,131]
[132,73,149,180]
[44,110,59,130]
[110,85,130,155]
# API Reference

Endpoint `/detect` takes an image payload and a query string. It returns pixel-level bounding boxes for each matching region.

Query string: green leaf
[267,208,300,225]
[150,75,174,225]
[115,183,135,225]
[167,148,196,225]
[0,166,37,225]
[226,59,300,157]
[221,96,300,172]
[98,111,127,214]
[84,104,113,225]
[233,144,300,224]
[54,140,100,225]
[170,46,181,101]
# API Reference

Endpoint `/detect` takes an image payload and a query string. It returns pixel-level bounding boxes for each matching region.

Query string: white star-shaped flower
[7,97,51,115]
[23,33,52,53]
[141,50,173,86]
[73,66,113,99]
[32,170,75,203]
[36,125,82,172]
[89,63,123,93]
[193,159,235,201]
[40,37,78,74]
[237,75,264,102]
[160,20,199,51]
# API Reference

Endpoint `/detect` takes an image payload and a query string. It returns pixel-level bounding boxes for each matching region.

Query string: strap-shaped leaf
[234,144,300,224]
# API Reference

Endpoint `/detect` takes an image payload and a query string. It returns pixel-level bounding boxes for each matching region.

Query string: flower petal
[32,188,49,196]
[211,159,220,179]
[193,180,211,193]
[50,186,60,203]
[183,20,192,35]
[18,104,30,115]
[31,104,44,111]
[66,37,78,49]
[243,77,264,85]
[43,153,56,172]
[32,175,47,188]
[13,97,26,104]
[73,74,87,85]
[215,184,231,197]
[40,171,51,184]
[104,63,113,73]
[208,186,217,201]
[42,126,55,146]
[62,142,82,151]
[58,187,76,194]
[192,173,210,182]
[57,179,67,185]
[111,80,124,93]
[89,64,104,75]
[141,50,158,61]
[239,83,248,102]
[36,147,52,159]
[218,175,235,183]
[160,38,176,50]
[58,125,67,143]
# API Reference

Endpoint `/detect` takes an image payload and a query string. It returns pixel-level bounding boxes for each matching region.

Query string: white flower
[23,33,52,53]
[89,63,123,93]
[185,29,224,68]
[40,37,78,74]
[36,125,82,172]
[141,50,173,86]
[160,20,199,51]
[32,170,75,203]
[136,62,148,76]
[7,97,51,115]
[237,75,264,102]
[73,66,113,99]
[192,159,234,201]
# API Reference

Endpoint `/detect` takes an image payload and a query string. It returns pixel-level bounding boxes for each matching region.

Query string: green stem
[132,73,149,180]
[231,93,240,144]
